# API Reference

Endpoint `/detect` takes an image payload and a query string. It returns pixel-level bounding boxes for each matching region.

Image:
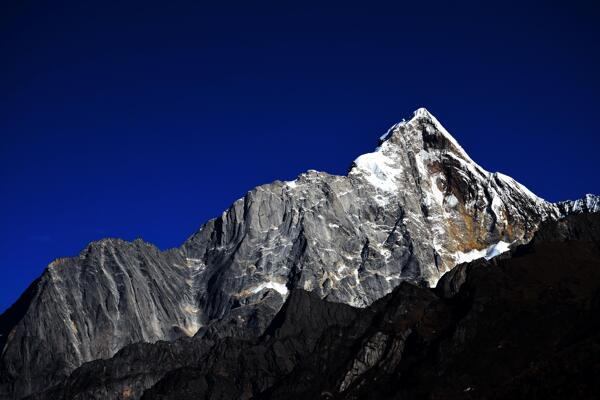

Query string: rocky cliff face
[557,193,600,214]
[0,108,596,399]
[27,213,600,400]
[0,240,197,398]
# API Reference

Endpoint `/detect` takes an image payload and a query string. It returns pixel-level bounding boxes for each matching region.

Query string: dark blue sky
[1,0,599,312]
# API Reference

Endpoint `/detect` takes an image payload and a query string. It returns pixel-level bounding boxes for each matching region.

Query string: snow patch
[385,274,401,282]
[491,195,504,219]
[379,122,402,141]
[353,268,360,284]
[446,194,459,208]
[285,180,297,189]
[351,146,401,193]
[336,263,348,275]
[454,241,512,264]
[429,175,445,206]
[185,258,204,269]
[252,281,289,296]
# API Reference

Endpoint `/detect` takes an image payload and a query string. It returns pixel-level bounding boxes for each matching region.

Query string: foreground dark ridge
[26,213,600,400]
[1,108,599,399]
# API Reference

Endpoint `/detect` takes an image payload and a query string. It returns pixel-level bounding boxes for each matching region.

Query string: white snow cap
[350,107,549,211]
[352,107,472,193]
[377,108,474,162]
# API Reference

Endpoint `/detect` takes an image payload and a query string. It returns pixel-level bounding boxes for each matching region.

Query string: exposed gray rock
[0,239,195,398]
[339,331,391,392]
[24,211,600,400]
[0,108,595,399]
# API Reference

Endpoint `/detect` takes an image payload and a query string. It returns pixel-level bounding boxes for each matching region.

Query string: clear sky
[1,0,599,312]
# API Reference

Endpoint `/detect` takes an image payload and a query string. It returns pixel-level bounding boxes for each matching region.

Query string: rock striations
[0,108,597,399]
[25,213,600,400]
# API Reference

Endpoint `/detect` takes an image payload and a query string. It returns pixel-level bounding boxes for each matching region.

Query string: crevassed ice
[453,241,512,264]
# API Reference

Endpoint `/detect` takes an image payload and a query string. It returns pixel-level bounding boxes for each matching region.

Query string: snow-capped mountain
[0,108,596,399]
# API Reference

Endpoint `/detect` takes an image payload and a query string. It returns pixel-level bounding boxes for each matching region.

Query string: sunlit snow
[252,281,289,296]
[454,241,512,264]
[352,148,401,193]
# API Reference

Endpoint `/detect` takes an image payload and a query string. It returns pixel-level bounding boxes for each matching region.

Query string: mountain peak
[379,107,436,142]
[1,108,583,399]
[378,108,475,166]
[351,108,482,197]
[413,106,434,118]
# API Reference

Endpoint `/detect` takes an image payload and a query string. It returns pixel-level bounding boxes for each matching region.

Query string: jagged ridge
[26,213,600,400]
[1,108,597,399]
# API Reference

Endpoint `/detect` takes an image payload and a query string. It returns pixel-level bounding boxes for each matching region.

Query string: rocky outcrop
[0,108,595,398]
[29,213,600,400]
[0,240,197,398]
[557,193,600,215]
